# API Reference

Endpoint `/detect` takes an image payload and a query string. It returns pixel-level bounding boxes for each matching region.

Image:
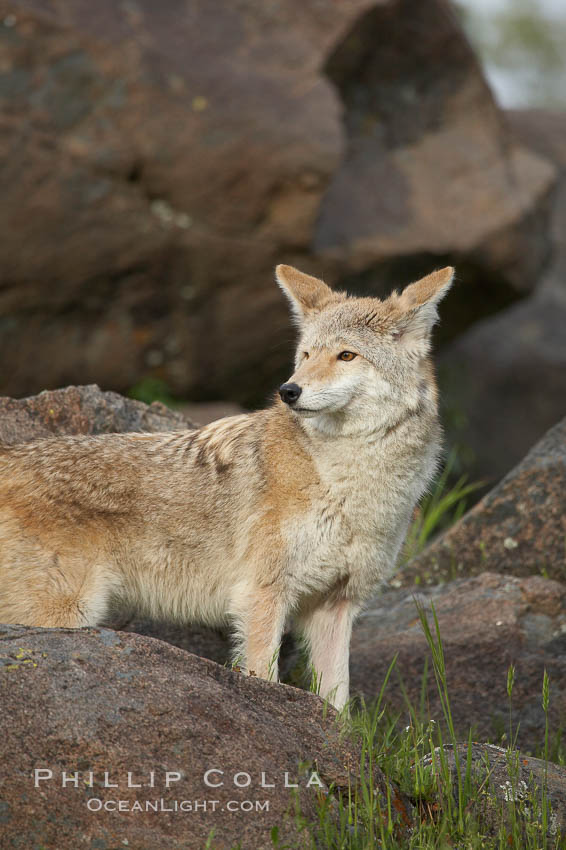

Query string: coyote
[0,264,453,709]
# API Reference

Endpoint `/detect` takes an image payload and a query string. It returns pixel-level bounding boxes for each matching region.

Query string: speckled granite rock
[0,383,191,444]
[397,416,566,586]
[0,625,414,849]
[423,743,566,839]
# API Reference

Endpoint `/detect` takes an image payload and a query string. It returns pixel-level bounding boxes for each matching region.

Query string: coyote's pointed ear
[396,267,455,354]
[275,264,342,324]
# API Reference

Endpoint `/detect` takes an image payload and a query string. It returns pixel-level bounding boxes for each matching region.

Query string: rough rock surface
[350,572,566,752]
[440,109,566,483]
[0,0,359,405]
[0,383,190,444]
[424,743,566,838]
[122,618,230,666]
[0,0,556,405]
[0,624,414,849]
[398,417,566,586]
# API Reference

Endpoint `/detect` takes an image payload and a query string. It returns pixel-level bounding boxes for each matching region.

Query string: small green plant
[507,663,519,749]
[128,376,179,408]
[308,664,322,698]
[228,652,244,672]
[542,668,551,843]
[267,646,281,683]
[403,452,483,563]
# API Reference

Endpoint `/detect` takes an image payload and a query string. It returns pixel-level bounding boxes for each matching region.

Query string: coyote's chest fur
[283,420,438,604]
[0,261,454,711]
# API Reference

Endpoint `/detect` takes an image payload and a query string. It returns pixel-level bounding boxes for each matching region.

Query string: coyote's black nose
[279,382,302,405]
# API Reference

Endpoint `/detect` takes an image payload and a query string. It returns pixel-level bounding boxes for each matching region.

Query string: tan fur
[0,264,454,709]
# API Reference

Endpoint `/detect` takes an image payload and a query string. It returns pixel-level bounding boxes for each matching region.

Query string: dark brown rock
[178,400,246,427]
[439,109,566,484]
[0,1,557,406]
[350,572,566,753]
[439,288,566,486]
[0,624,414,849]
[398,417,566,586]
[508,110,566,185]
[315,0,556,343]
[0,0,362,405]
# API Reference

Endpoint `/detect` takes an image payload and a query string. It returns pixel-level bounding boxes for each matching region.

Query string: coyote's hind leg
[0,549,117,629]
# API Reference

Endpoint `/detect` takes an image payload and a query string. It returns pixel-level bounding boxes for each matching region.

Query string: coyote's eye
[303,351,309,359]
[338,351,357,362]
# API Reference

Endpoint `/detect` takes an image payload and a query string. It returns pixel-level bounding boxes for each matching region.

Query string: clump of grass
[403,451,483,564]
[268,601,563,849]
[128,376,179,408]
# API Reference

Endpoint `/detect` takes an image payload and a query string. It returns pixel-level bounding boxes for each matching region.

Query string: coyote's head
[275,264,454,434]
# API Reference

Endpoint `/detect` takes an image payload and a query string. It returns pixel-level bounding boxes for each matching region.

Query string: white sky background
[457,0,566,107]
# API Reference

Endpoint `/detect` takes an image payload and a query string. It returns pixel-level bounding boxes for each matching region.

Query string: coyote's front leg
[234,585,287,683]
[296,599,358,711]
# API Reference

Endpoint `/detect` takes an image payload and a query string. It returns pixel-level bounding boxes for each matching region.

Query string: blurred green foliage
[128,377,179,408]
[457,0,566,107]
